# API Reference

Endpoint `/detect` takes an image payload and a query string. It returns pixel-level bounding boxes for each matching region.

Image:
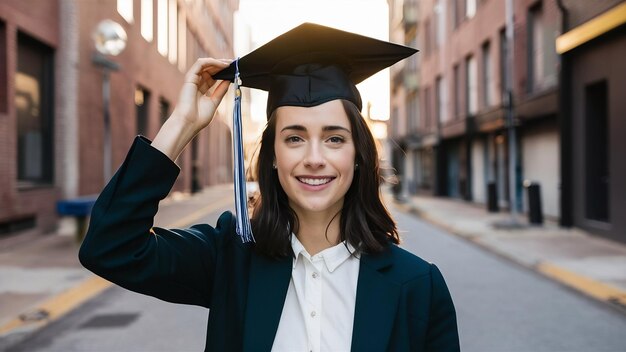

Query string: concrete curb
[394,201,626,313]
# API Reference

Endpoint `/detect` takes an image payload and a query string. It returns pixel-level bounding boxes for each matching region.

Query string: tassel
[232,58,255,243]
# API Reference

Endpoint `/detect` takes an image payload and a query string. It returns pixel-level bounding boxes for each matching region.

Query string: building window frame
[465,55,478,116]
[141,0,153,42]
[16,32,55,186]
[135,86,150,136]
[159,96,170,126]
[0,20,7,113]
[453,63,462,119]
[499,28,507,101]
[434,0,446,48]
[527,2,558,93]
[117,0,134,23]
[466,0,476,19]
[436,76,447,124]
[482,40,494,108]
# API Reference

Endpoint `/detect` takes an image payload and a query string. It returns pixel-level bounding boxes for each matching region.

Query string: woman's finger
[210,80,231,105]
[185,58,230,83]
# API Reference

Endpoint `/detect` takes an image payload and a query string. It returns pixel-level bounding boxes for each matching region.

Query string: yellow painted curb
[0,276,111,335]
[0,194,233,337]
[536,262,626,307]
[393,201,626,310]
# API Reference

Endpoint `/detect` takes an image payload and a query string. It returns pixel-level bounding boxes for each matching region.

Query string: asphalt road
[7,206,626,352]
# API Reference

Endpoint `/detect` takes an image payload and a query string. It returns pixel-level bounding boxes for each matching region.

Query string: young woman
[79,24,459,351]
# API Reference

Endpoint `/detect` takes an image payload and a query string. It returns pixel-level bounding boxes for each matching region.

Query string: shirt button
[312,272,318,278]
[310,311,316,317]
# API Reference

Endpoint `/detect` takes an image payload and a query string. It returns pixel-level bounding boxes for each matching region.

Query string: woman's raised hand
[174,58,232,131]
[152,58,232,161]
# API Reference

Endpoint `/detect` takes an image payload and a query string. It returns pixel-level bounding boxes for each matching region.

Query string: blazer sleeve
[425,264,460,352]
[78,136,233,308]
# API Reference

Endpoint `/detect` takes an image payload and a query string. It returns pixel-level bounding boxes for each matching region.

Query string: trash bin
[524,180,543,225]
[487,182,498,212]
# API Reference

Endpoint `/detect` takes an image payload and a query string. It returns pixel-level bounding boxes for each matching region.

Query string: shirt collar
[291,234,358,272]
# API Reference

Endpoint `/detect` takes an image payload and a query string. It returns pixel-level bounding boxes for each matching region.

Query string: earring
[354,163,359,170]
[272,163,277,169]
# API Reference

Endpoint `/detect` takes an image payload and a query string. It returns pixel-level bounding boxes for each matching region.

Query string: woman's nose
[303,142,326,168]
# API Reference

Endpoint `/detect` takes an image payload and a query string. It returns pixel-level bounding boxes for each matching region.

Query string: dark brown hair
[250,100,399,258]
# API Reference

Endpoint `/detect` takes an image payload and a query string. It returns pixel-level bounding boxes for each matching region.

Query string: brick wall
[0,0,60,233]
[418,0,506,130]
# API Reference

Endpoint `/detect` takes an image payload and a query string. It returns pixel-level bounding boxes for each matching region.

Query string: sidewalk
[393,194,626,312]
[0,184,235,347]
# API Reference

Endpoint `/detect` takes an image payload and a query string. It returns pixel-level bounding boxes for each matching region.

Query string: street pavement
[1,183,625,350]
[395,194,626,311]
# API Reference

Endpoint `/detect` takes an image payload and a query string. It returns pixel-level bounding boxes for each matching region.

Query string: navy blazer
[79,137,460,351]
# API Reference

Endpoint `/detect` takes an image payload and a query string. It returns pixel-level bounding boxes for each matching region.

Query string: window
[482,41,495,108]
[436,76,447,123]
[157,0,168,56]
[452,0,461,29]
[424,19,432,57]
[465,55,478,115]
[528,4,558,92]
[453,64,462,118]
[406,34,419,77]
[141,0,153,42]
[435,0,446,47]
[466,0,476,19]
[117,0,134,23]
[168,0,177,64]
[420,149,433,189]
[135,87,150,136]
[423,86,432,129]
[16,32,54,184]
[499,28,507,99]
[159,97,170,125]
[407,93,420,132]
[0,21,7,112]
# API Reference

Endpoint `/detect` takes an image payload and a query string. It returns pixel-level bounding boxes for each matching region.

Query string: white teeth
[298,177,332,186]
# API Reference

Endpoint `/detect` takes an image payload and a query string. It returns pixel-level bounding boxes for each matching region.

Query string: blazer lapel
[351,247,401,352]
[242,250,292,351]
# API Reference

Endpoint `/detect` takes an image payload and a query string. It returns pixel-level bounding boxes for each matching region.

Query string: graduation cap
[213,22,417,243]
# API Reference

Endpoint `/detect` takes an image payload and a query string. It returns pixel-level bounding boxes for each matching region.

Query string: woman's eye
[286,136,303,143]
[328,136,345,144]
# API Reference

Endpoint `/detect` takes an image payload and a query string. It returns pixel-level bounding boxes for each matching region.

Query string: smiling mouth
[297,177,335,186]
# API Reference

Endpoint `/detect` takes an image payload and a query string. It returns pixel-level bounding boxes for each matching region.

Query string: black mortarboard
[214,22,417,117]
[213,23,417,243]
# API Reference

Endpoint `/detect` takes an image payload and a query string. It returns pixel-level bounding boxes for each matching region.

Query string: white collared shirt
[272,235,360,352]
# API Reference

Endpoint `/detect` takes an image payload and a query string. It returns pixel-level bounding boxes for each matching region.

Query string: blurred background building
[2,0,624,245]
[389,0,625,243]
[0,0,238,236]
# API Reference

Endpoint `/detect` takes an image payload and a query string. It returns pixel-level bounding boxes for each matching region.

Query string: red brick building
[390,0,561,219]
[391,0,626,243]
[0,0,238,237]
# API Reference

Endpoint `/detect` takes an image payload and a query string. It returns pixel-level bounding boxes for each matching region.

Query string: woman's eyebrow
[322,125,351,133]
[280,125,306,132]
[280,125,351,133]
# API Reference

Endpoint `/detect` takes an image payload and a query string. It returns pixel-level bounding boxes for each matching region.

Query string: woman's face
[273,100,356,217]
